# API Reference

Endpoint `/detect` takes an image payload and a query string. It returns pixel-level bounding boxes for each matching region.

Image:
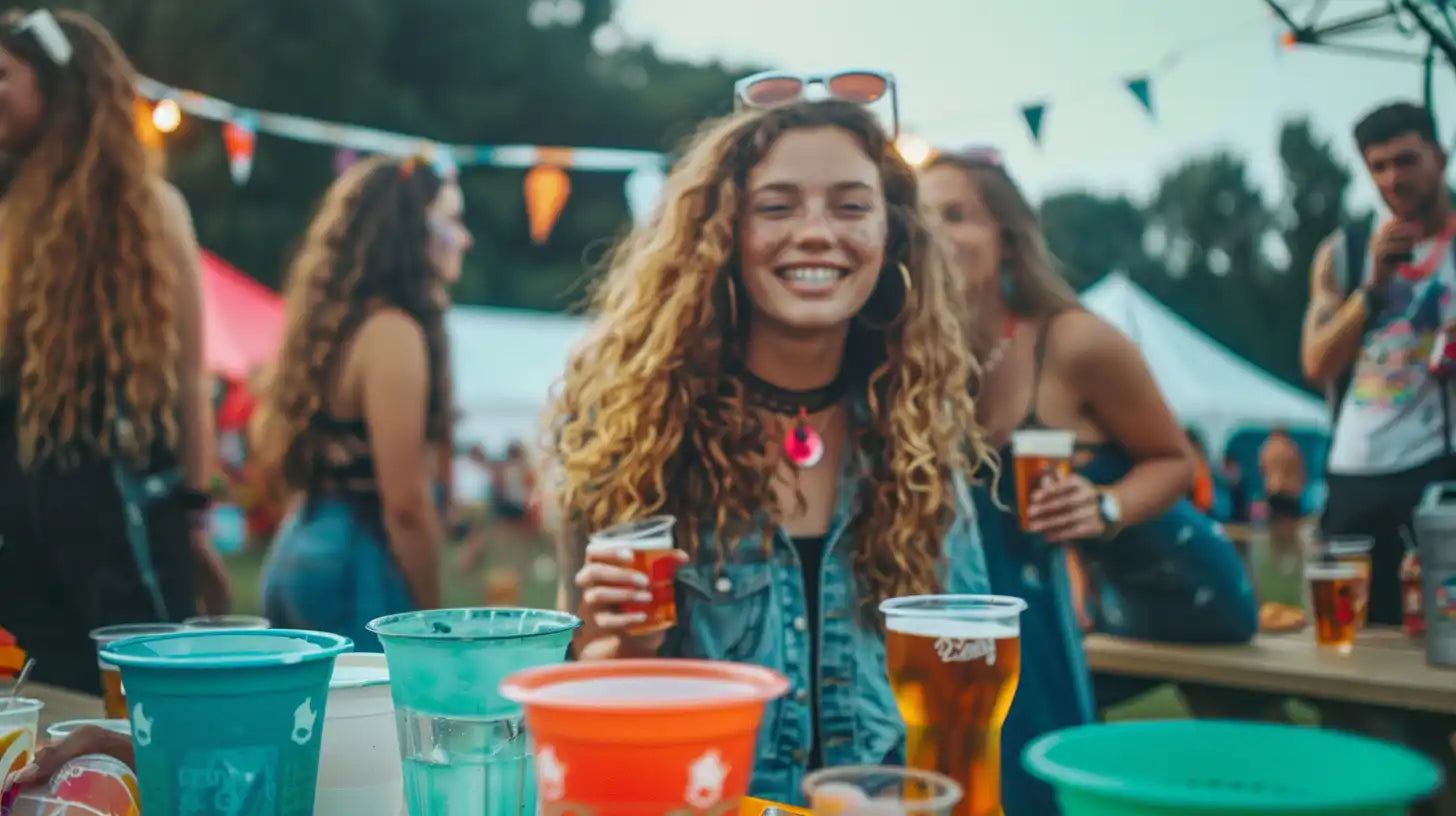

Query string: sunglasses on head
[733,69,899,136]
[9,9,71,67]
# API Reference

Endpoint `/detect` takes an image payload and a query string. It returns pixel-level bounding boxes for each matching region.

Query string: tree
[1145,152,1290,380]
[1272,119,1353,390]
[57,0,752,311]
[1279,119,1352,294]
[1039,191,1154,290]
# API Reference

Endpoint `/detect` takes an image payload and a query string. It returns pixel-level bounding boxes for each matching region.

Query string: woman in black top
[0,9,229,693]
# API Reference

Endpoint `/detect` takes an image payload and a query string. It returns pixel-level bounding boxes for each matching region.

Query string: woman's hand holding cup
[573,515,687,658]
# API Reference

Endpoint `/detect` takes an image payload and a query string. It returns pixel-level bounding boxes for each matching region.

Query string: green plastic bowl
[1025,720,1442,816]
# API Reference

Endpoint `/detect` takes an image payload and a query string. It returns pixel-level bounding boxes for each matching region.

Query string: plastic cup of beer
[586,515,682,636]
[1009,429,1075,531]
[183,614,271,631]
[879,594,1028,816]
[803,765,962,816]
[1307,561,1360,654]
[88,623,187,719]
[1321,536,1373,630]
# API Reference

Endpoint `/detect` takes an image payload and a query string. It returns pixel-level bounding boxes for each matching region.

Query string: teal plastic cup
[1026,720,1443,816]
[99,628,352,816]
[368,607,580,816]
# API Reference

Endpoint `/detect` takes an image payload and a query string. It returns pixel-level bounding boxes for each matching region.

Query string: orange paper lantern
[524,159,571,245]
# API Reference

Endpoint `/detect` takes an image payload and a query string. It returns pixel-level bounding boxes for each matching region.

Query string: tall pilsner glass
[880,595,1028,816]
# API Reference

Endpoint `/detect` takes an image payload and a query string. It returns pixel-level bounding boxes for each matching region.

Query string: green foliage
[53,0,751,311]
[1042,118,1356,393]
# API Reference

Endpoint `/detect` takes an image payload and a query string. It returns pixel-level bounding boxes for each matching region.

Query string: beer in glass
[1307,561,1359,654]
[1009,429,1075,531]
[89,623,187,718]
[880,595,1028,816]
[586,515,682,636]
[1322,536,1373,630]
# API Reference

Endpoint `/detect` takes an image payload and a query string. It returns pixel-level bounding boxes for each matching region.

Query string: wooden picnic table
[25,682,104,730]
[1085,625,1456,714]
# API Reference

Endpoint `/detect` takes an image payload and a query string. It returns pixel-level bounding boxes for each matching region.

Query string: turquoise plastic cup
[99,628,352,816]
[368,607,580,816]
[1025,720,1443,816]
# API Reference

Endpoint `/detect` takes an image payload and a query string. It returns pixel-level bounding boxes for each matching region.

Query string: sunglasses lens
[742,77,805,107]
[827,72,888,103]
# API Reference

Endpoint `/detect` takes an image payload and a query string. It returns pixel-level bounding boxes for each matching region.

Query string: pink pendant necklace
[785,406,825,469]
[740,369,846,470]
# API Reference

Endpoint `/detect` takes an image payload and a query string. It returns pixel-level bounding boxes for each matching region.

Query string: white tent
[1080,273,1327,452]
[447,306,591,452]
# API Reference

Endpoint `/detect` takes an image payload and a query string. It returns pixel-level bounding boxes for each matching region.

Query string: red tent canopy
[200,250,283,381]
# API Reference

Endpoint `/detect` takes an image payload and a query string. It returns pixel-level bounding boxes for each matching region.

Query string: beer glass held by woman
[547,97,993,800]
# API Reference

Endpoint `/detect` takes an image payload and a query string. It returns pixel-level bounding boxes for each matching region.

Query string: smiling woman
[545,98,992,801]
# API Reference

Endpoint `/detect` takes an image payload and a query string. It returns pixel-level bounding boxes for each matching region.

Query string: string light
[894,133,933,168]
[151,99,181,134]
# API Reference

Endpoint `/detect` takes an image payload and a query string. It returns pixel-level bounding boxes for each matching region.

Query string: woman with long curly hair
[0,8,229,694]
[921,149,1258,813]
[254,154,470,650]
[550,97,995,798]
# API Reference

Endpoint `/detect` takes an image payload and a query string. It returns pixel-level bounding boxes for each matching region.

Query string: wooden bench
[1085,626,1456,714]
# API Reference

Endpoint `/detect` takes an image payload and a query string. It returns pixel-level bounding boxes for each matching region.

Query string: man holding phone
[1301,101,1456,627]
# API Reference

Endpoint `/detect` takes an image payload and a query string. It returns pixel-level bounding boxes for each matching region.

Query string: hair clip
[15,9,72,67]
[399,156,418,178]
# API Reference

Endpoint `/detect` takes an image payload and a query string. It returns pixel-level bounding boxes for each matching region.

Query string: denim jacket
[658,444,989,803]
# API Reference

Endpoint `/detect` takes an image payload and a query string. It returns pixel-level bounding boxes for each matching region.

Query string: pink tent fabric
[200,250,283,381]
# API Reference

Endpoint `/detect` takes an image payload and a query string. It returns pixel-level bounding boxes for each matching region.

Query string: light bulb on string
[894,133,933,168]
[151,99,181,134]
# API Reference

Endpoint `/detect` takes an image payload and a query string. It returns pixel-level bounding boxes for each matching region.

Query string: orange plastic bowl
[500,659,788,816]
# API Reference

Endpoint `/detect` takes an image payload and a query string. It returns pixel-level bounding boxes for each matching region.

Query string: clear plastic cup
[1009,430,1075,531]
[1322,536,1374,630]
[44,719,131,741]
[803,765,963,816]
[88,623,187,719]
[0,697,43,781]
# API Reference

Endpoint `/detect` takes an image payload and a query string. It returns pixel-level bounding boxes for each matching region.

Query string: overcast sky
[612,0,1456,211]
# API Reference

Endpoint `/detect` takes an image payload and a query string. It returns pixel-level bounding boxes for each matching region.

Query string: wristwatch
[1097,490,1123,539]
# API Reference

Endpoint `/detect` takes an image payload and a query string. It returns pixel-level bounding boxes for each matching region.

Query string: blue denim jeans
[262,496,414,651]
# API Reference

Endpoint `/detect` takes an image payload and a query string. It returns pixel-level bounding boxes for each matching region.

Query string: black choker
[739,369,847,415]
[739,369,847,469]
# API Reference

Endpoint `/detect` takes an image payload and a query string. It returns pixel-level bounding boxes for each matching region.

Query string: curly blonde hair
[548,100,990,609]
[0,9,179,469]
[252,155,453,492]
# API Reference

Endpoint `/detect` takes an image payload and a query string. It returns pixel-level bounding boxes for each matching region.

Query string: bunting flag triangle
[1021,103,1047,146]
[1125,76,1154,119]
